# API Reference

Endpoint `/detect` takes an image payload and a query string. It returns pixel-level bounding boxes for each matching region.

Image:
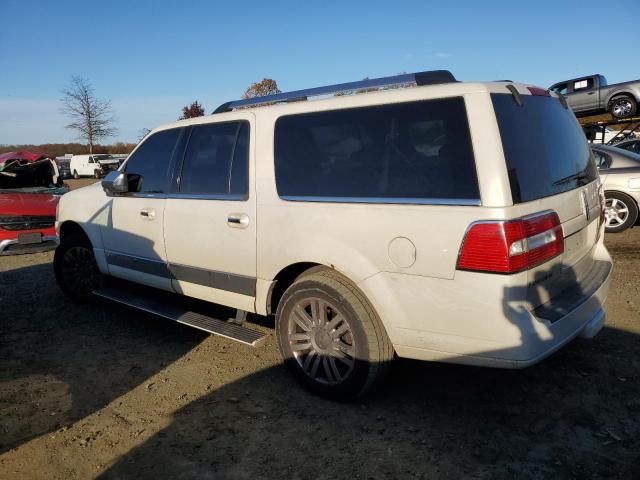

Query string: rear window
[274,98,479,203]
[492,94,597,203]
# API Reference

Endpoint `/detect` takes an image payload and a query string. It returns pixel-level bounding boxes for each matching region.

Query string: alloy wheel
[60,246,102,295]
[604,197,629,228]
[287,297,356,385]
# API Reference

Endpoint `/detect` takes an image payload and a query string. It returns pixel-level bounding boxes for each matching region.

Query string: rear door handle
[227,213,249,229]
[140,208,155,220]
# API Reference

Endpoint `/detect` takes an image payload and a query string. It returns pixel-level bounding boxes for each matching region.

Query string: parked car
[591,144,640,232]
[69,154,120,179]
[54,71,612,399]
[614,138,640,155]
[0,151,68,255]
[549,74,640,118]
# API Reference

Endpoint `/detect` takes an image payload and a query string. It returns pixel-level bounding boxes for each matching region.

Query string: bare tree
[137,127,152,142]
[60,76,117,153]
[242,78,281,98]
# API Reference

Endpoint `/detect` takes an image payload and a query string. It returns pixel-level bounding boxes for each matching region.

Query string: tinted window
[492,94,598,203]
[551,83,568,95]
[274,98,479,201]
[592,150,610,169]
[179,121,249,197]
[125,128,181,193]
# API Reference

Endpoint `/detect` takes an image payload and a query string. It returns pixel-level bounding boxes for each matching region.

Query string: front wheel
[54,234,104,303]
[609,96,637,119]
[604,192,638,233]
[94,169,101,179]
[73,170,80,179]
[275,267,394,400]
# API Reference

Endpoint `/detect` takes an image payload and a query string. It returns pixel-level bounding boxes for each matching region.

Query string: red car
[0,151,68,255]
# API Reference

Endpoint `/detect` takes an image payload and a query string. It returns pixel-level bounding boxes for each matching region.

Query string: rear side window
[492,94,597,203]
[274,98,479,202]
[125,128,181,193]
[179,121,249,197]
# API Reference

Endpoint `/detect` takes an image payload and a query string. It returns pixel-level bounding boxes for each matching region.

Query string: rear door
[163,116,256,312]
[491,91,601,307]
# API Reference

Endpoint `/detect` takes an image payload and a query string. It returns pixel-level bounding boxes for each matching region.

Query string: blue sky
[1,0,639,145]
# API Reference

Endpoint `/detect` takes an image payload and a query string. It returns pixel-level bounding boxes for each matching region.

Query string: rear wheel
[54,234,104,303]
[604,191,638,233]
[609,95,637,119]
[73,170,80,179]
[275,267,394,400]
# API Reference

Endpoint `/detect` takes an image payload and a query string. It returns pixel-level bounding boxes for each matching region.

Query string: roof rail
[213,70,457,113]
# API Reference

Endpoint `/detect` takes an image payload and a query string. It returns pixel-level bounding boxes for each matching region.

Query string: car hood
[0,192,60,216]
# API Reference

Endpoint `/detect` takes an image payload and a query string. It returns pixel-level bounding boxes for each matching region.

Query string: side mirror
[102,171,129,194]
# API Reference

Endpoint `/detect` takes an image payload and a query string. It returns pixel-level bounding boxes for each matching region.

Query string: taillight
[457,212,564,274]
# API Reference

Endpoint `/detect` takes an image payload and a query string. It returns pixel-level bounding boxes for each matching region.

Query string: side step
[94,286,267,347]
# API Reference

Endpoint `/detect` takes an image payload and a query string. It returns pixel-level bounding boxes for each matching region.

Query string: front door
[101,127,184,291]
[163,116,257,312]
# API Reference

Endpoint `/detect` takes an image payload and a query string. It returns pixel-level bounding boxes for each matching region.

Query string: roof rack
[213,70,457,114]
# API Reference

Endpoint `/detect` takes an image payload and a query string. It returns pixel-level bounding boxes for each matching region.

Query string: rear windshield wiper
[552,171,591,187]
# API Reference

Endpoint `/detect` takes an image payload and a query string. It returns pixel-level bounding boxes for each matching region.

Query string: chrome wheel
[611,98,633,118]
[287,297,356,385]
[604,197,629,228]
[60,246,102,295]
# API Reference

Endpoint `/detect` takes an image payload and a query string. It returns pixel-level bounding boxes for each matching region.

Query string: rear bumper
[361,242,613,369]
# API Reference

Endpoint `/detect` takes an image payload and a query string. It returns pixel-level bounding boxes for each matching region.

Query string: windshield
[492,93,598,203]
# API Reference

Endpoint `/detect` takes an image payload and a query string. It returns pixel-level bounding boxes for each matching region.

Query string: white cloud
[433,52,452,58]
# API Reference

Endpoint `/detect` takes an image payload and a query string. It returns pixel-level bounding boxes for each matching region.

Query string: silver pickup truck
[550,74,640,118]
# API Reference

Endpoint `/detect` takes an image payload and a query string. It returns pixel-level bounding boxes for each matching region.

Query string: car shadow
[0,261,206,454]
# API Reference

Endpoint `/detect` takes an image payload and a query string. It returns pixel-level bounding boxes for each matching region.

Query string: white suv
[54,70,613,399]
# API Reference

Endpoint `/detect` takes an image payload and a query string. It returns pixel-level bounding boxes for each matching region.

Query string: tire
[54,233,104,303]
[609,95,637,119]
[73,170,80,179]
[94,169,101,179]
[604,191,638,233]
[275,267,394,400]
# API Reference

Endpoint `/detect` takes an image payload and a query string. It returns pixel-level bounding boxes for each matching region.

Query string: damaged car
[0,151,68,255]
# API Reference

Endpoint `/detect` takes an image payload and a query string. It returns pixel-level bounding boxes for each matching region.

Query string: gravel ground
[0,180,639,479]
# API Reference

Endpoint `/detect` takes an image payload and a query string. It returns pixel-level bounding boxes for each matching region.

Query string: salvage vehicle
[54,70,612,399]
[69,154,120,179]
[591,144,640,232]
[0,151,67,255]
[549,74,640,118]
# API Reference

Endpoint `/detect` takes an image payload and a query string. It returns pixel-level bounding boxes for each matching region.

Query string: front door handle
[140,208,156,220]
[227,213,249,229]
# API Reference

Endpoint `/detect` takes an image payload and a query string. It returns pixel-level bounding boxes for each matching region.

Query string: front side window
[551,83,568,95]
[274,98,479,202]
[179,121,249,197]
[124,128,182,193]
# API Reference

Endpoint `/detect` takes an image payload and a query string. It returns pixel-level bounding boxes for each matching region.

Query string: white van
[54,70,612,399]
[69,154,120,179]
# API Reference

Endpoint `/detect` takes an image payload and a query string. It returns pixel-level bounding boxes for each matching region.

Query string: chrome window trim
[166,193,248,201]
[279,195,481,206]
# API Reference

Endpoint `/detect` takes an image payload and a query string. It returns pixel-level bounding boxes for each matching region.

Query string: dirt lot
[1,179,639,479]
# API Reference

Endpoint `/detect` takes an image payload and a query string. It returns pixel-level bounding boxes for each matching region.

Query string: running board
[94,286,267,347]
